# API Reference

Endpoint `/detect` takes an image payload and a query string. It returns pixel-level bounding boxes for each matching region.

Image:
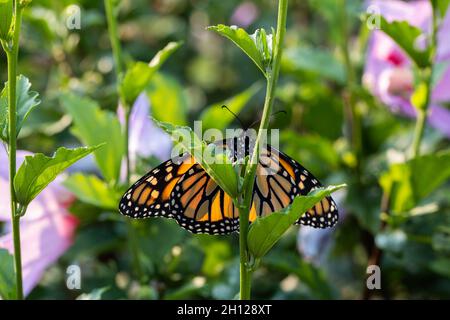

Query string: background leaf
[431,0,450,19]
[248,185,345,258]
[76,287,109,300]
[14,146,100,206]
[63,173,121,210]
[0,0,13,40]
[0,248,16,300]
[380,151,450,213]
[200,82,262,131]
[146,72,188,125]
[120,41,182,106]
[61,93,124,183]
[282,47,346,83]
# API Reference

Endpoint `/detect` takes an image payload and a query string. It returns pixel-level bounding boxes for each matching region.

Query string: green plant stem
[339,0,362,172]
[238,0,288,300]
[104,0,123,77]
[104,0,144,283]
[411,4,438,158]
[3,4,24,300]
[411,108,426,158]
[104,0,131,185]
[124,109,131,184]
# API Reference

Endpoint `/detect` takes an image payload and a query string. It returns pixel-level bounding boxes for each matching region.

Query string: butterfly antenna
[249,110,287,129]
[222,105,246,129]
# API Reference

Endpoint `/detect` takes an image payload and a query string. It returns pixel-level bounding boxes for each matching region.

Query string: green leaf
[120,41,182,106]
[0,0,13,40]
[200,82,262,131]
[0,248,16,300]
[379,16,431,68]
[432,227,450,254]
[380,151,450,213]
[208,24,267,76]
[149,41,183,70]
[153,118,239,198]
[0,75,41,142]
[14,146,101,206]
[146,72,188,125]
[61,93,124,183]
[431,0,450,19]
[282,47,346,83]
[430,258,450,277]
[264,254,334,299]
[120,62,154,107]
[248,184,346,258]
[63,173,121,210]
[280,132,340,175]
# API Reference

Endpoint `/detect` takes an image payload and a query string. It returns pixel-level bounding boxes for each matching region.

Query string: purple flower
[297,227,333,265]
[0,147,78,297]
[117,93,172,178]
[230,2,259,28]
[363,0,450,137]
[297,190,346,265]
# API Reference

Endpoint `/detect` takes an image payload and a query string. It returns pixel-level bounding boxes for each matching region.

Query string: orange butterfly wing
[119,140,338,234]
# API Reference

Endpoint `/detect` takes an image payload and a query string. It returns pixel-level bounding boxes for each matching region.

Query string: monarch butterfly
[119,135,338,235]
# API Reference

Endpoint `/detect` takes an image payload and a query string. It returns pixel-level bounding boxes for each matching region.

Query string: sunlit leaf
[14,146,101,206]
[248,184,346,258]
[61,93,124,183]
[0,75,41,142]
[208,24,267,76]
[146,72,188,125]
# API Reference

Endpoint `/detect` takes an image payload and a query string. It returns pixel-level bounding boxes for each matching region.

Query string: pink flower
[363,0,450,137]
[230,2,259,28]
[0,147,78,297]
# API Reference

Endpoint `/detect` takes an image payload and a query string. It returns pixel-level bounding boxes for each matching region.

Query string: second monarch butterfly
[119,135,338,235]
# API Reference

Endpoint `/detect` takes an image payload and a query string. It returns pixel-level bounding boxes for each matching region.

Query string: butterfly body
[119,138,338,234]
